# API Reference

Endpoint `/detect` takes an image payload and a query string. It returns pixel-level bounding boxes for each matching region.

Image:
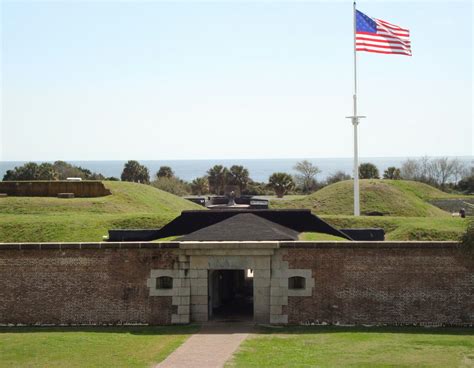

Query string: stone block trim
[269,250,315,324]
[147,253,191,324]
[287,269,315,297]
[179,242,281,324]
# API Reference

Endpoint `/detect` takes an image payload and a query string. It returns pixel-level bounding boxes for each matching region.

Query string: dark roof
[108,209,353,241]
[155,209,351,240]
[179,213,299,241]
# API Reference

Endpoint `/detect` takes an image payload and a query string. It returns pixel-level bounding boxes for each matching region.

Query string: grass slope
[271,179,468,217]
[0,181,203,242]
[228,326,474,368]
[272,180,471,240]
[0,326,198,368]
[322,215,468,241]
[299,233,347,241]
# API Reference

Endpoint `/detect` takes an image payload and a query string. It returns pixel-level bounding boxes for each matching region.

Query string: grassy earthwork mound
[271,179,468,217]
[272,179,472,240]
[0,179,470,242]
[0,181,203,242]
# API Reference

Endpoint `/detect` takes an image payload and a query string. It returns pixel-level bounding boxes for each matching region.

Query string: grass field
[228,326,474,367]
[0,179,470,242]
[0,181,202,242]
[0,326,198,368]
[2,325,472,368]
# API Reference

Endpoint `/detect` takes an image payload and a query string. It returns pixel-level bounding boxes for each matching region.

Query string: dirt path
[156,322,254,368]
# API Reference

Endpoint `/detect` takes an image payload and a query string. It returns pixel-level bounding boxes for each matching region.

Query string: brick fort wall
[0,243,178,325]
[0,241,472,326]
[282,243,474,326]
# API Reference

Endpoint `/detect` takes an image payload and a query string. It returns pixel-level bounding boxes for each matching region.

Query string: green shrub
[151,177,190,196]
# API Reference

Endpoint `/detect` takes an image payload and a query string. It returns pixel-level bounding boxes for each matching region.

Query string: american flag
[355,10,411,56]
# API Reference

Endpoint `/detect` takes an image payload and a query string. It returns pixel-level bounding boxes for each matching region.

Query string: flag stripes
[355,10,412,56]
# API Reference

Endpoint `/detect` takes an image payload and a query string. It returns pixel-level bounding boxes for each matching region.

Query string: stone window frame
[288,276,306,290]
[147,269,179,297]
[156,276,173,290]
[287,269,314,297]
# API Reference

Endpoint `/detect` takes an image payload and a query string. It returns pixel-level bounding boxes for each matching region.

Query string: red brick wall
[283,245,474,326]
[1,242,473,327]
[0,244,178,326]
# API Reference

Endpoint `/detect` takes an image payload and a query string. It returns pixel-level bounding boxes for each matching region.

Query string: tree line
[119,157,473,197]
[3,157,472,197]
[2,161,108,181]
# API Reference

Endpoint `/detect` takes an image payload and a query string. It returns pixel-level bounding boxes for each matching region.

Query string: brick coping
[0,242,179,250]
[279,241,460,249]
[0,240,460,251]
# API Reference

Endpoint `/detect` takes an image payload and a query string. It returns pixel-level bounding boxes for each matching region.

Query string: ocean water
[1,157,472,183]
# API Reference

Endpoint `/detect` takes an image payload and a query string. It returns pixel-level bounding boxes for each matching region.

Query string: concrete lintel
[185,249,275,256]
[180,241,280,250]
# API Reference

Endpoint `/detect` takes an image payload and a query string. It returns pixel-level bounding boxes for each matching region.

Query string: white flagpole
[346,1,365,216]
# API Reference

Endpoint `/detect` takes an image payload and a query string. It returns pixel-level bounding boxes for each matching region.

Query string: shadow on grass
[0,324,200,335]
[1,324,472,336]
[256,325,474,336]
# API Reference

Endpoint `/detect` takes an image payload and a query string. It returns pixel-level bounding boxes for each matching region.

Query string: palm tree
[121,160,150,183]
[268,172,295,198]
[207,165,228,195]
[227,165,250,192]
[156,166,174,179]
[191,176,209,195]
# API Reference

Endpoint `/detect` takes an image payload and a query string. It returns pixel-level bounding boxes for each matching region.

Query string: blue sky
[1,0,472,161]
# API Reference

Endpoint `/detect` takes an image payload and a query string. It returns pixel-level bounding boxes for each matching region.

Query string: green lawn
[0,181,202,242]
[228,326,474,367]
[0,326,198,368]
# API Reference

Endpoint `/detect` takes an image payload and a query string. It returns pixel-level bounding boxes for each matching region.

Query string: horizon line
[1,154,473,163]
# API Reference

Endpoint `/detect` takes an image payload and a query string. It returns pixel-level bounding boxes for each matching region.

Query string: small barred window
[156,276,173,289]
[288,276,306,290]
